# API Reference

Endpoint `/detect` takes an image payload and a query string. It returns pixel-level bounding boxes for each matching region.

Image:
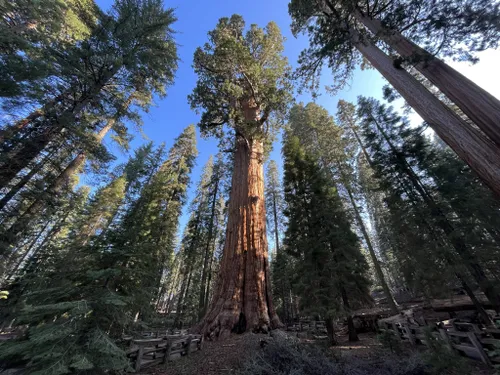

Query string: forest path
[144,332,264,375]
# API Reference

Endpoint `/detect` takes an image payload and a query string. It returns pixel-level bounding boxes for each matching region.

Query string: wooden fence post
[162,341,172,367]
[402,324,416,346]
[467,332,492,366]
[135,345,144,372]
[186,335,193,356]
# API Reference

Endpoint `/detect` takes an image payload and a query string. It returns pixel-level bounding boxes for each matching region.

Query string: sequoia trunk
[351,30,500,198]
[354,11,500,147]
[200,136,280,338]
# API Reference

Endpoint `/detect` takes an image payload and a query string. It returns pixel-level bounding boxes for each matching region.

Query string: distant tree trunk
[350,30,500,198]
[204,241,217,312]
[200,133,280,338]
[198,178,219,320]
[325,317,337,346]
[175,261,194,328]
[0,109,126,254]
[345,186,398,314]
[341,287,359,342]
[271,190,280,255]
[354,10,500,148]
[0,147,59,211]
[372,118,500,313]
[0,68,119,190]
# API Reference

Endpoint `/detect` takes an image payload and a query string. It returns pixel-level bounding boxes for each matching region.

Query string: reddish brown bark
[350,30,500,198]
[354,10,500,147]
[200,134,280,338]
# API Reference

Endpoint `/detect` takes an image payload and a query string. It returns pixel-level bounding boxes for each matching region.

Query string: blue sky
[93,0,500,239]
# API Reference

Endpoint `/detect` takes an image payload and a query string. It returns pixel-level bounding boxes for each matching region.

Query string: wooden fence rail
[126,334,203,371]
[285,320,326,332]
[379,320,500,367]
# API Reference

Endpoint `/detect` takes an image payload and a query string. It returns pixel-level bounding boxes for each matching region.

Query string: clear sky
[93,0,500,241]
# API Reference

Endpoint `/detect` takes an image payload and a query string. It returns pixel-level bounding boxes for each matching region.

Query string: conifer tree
[265,160,284,257]
[189,14,292,336]
[0,0,178,191]
[0,127,196,374]
[0,0,100,102]
[265,160,292,321]
[357,96,500,317]
[288,102,398,314]
[288,0,500,197]
[283,134,371,344]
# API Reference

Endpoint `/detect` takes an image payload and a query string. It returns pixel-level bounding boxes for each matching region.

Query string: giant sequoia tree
[289,0,500,197]
[189,15,292,337]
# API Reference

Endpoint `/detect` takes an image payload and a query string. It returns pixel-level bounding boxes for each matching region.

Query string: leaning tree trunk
[354,10,500,147]
[350,30,500,198]
[372,118,500,313]
[346,186,399,314]
[198,178,219,320]
[0,67,119,190]
[200,136,280,338]
[0,116,120,255]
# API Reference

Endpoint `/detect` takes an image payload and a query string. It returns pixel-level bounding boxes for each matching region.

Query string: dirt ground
[143,331,495,375]
[145,332,264,375]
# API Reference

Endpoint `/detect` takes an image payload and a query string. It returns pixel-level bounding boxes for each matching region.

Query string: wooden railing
[285,320,326,332]
[379,319,500,367]
[126,334,203,371]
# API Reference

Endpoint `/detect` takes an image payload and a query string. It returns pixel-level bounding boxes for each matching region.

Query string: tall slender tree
[0,0,178,190]
[265,160,284,257]
[288,102,398,314]
[357,96,500,315]
[283,134,371,344]
[288,0,500,197]
[188,15,292,337]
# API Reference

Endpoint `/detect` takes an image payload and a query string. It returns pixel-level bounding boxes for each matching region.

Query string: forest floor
[143,331,495,375]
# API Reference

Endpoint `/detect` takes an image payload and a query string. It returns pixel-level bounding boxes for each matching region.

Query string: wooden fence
[379,319,500,367]
[125,333,202,371]
[285,320,326,332]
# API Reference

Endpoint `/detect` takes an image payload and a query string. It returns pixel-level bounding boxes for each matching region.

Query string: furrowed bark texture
[201,136,280,338]
[351,31,500,198]
[355,11,500,147]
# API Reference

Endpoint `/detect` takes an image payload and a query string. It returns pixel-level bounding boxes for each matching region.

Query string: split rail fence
[124,331,203,372]
[380,318,500,367]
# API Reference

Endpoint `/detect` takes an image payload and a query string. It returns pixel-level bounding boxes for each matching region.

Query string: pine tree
[0,0,100,102]
[283,134,371,344]
[265,160,292,321]
[357,96,500,318]
[0,127,196,374]
[288,0,500,197]
[265,160,284,257]
[188,14,292,337]
[0,0,178,191]
[287,102,398,314]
